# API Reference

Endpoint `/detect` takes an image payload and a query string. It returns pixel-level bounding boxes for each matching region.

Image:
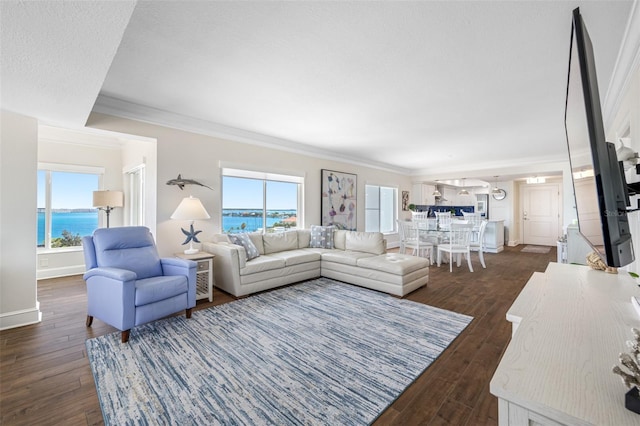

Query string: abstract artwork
[321,169,357,230]
[402,191,409,211]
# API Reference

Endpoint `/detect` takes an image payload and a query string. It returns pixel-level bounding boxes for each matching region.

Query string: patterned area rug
[521,245,551,254]
[86,278,472,425]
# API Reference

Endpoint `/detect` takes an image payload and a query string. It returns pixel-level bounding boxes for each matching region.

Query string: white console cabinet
[490,262,640,425]
[483,220,504,253]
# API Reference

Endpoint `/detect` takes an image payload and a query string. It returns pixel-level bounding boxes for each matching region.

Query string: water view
[37,210,98,246]
[223,209,297,233]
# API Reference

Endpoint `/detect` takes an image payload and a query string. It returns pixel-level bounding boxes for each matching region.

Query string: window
[38,163,102,249]
[222,167,303,234]
[365,185,397,233]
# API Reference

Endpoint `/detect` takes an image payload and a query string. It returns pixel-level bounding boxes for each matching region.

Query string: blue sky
[38,172,298,211]
[223,177,297,210]
[38,171,98,209]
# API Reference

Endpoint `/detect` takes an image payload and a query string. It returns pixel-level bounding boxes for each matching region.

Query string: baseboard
[37,265,85,280]
[508,240,520,247]
[0,302,42,330]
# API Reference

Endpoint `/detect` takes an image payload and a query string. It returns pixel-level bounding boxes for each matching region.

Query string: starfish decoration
[180,224,202,245]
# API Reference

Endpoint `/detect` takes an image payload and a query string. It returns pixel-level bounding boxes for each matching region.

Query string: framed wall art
[321,169,357,230]
[402,191,409,211]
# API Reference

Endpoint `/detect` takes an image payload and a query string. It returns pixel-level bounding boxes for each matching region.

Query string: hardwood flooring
[0,245,557,425]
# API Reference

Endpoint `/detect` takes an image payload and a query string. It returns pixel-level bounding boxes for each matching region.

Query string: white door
[522,183,560,246]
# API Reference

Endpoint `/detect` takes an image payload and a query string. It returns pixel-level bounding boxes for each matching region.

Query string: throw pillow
[309,225,335,249]
[228,233,260,261]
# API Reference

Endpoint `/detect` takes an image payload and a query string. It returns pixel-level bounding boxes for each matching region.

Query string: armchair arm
[83,267,137,282]
[161,258,197,308]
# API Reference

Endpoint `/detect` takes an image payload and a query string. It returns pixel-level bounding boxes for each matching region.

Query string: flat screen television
[565,7,634,267]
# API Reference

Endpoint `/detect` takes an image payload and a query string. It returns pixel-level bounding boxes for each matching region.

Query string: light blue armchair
[82,226,197,343]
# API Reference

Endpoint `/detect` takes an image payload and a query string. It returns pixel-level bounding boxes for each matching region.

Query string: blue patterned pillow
[309,225,335,249]
[228,233,260,261]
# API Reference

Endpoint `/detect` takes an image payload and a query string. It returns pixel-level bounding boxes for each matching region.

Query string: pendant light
[458,178,469,196]
[432,180,442,197]
[491,176,502,194]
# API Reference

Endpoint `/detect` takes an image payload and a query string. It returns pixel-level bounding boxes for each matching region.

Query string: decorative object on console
[166,174,213,190]
[321,169,356,230]
[171,196,210,254]
[92,190,124,228]
[612,328,640,415]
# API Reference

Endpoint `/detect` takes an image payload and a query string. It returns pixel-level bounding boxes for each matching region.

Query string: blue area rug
[86,278,473,425]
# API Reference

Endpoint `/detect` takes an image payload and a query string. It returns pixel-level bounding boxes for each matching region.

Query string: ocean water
[37,209,297,245]
[38,211,98,245]
[223,209,296,233]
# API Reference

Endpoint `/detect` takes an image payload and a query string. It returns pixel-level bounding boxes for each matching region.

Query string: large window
[365,185,397,233]
[38,164,102,249]
[222,167,303,234]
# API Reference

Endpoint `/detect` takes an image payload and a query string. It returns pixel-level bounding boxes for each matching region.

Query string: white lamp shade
[171,196,210,220]
[93,190,124,208]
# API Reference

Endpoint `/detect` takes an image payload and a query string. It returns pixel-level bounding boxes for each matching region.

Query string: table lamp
[93,190,124,228]
[171,196,211,254]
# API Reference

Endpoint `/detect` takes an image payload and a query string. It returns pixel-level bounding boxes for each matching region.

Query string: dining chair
[469,220,489,268]
[411,212,429,221]
[462,211,482,229]
[437,222,474,272]
[398,219,434,262]
[435,211,453,231]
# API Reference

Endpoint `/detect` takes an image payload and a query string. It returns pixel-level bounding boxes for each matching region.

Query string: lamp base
[183,248,199,255]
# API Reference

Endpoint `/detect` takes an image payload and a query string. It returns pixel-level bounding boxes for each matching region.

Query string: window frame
[221,165,304,234]
[37,162,104,251]
[365,184,398,234]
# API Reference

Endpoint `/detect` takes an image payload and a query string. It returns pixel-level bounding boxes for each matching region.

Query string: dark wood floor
[0,245,557,425]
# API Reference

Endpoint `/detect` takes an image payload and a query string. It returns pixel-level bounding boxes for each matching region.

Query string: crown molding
[603,0,640,130]
[92,95,413,175]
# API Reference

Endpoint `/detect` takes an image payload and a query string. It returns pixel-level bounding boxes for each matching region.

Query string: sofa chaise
[202,228,429,298]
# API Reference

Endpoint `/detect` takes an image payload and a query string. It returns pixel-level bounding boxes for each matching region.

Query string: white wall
[86,112,413,256]
[0,110,42,329]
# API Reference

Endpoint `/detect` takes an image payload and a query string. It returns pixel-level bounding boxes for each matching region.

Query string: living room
[2,1,640,424]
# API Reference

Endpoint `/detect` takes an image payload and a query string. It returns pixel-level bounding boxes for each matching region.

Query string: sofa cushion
[310,225,335,248]
[345,231,386,255]
[269,250,321,266]
[229,234,260,260]
[240,256,286,275]
[246,232,265,255]
[321,250,376,266]
[333,230,347,250]
[297,229,311,248]
[263,231,298,254]
[357,253,429,275]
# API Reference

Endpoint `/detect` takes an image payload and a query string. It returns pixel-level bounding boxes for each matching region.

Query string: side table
[174,252,215,302]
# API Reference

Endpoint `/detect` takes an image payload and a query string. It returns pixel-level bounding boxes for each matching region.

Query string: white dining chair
[469,220,488,268]
[462,211,482,229]
[437,222,474,272]
[435,211,453,231]
[398,219,434,262]
[411,211,429,221]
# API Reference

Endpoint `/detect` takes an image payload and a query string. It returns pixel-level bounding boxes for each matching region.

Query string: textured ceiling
[1,1,635,178]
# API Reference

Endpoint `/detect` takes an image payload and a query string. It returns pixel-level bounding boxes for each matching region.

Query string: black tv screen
[565,7,634,268]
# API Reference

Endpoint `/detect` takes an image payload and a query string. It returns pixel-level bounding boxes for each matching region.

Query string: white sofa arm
[202,241,245,297]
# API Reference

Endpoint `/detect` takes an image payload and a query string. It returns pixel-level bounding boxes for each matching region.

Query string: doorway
[521,183,561,246]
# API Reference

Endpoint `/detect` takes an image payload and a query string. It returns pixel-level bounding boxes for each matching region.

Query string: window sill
[37,246,83,254]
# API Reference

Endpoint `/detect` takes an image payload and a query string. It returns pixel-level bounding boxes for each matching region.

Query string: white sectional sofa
[202,228,429,298]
